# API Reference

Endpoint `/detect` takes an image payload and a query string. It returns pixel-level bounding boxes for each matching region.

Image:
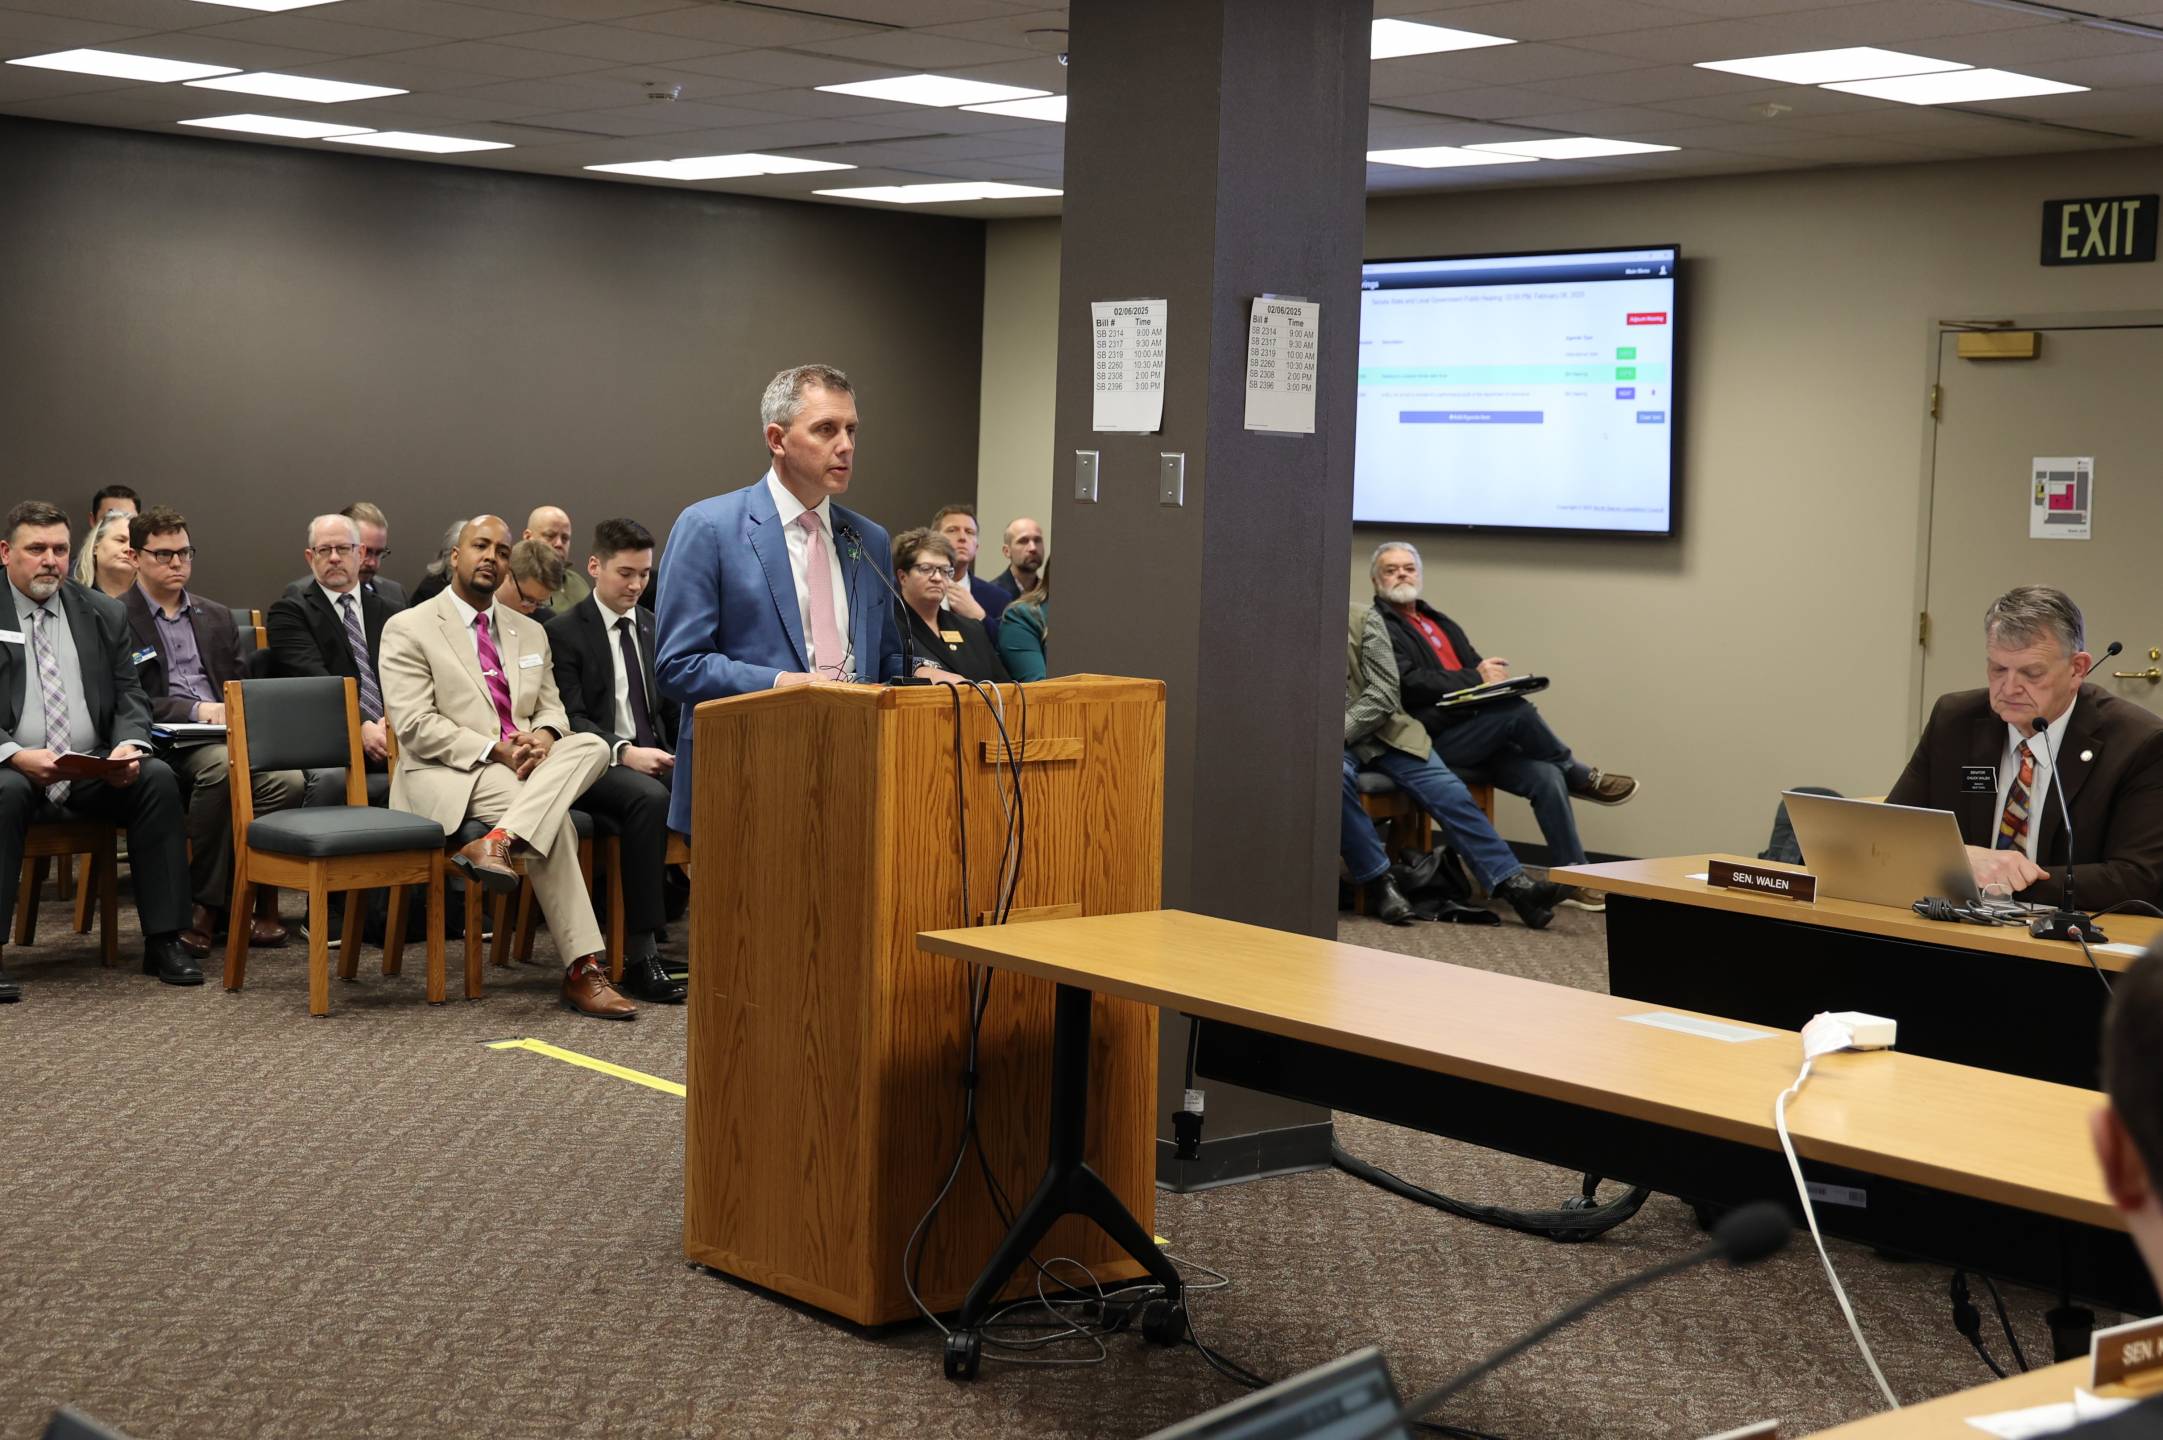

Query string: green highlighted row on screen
[1359,364,1668,384]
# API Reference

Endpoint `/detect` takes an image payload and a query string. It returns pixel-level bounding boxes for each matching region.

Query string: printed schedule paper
[1244,297,1321,434]
[1091,299,1168,433]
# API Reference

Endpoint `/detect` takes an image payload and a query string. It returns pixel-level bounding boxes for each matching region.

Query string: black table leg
[944,982,1187,1380]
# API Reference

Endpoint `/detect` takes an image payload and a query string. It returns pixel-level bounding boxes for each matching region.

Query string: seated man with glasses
[494,538,563,620]
[891,528,1010,684]
[282,501,406,610]
[268,514,396,786]
[122,505,304,957]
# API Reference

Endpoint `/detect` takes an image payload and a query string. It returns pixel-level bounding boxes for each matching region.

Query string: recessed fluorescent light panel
[1370,18,1516,60]
[1366,146,1539,168]
[182,0,350,9]
[325,131,511,153]
[1466,137,1679,159]
[186,72,406,102]
[1694,48,1970,84]
[814,182,1062,204]
[588,153,853,181]
[7,49,238,83]
[815,74,1048,108]
[1821,68,2087,103]
[179,113,374,139]
[960,95,1067,122]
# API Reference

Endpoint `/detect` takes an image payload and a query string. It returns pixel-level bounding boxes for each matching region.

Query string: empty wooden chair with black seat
[221,675,449,1016]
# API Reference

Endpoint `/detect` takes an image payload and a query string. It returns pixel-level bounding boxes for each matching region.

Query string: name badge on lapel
[940,630,964,645]
[131,646,159,667]
[1961,764,1996,794]
[0,629,22,645]
[518,653,543,669]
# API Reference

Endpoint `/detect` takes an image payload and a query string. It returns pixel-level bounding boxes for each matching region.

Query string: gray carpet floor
[0,884,2086,1440]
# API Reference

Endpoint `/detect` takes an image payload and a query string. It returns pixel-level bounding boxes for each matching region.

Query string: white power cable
[1775,1053,1901,1410]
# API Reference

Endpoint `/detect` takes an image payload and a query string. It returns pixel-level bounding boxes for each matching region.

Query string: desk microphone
[2028,712,2106,944]
[1353,1202,1792,1439]
[834,522,929,687]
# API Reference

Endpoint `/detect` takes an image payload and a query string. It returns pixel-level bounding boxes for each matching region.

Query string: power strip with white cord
[1774,1010,1902,1410]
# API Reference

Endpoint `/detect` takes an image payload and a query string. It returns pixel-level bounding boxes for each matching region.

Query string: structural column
[1050,0,1373,1186]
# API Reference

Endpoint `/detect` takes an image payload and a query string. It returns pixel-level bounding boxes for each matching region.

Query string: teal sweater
[997,600,1048,682]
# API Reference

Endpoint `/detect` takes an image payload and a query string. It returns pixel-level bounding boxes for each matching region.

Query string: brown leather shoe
[562,956,636,1020]
[453,833,521,895]
[249,914,289,947]
[1569,768,1639,806]
[180,904,214,959]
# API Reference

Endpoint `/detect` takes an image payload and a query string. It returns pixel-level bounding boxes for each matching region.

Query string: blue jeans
[1362,748,1525,891]
[1429,697,1588,867]
[1340,753,1391,885]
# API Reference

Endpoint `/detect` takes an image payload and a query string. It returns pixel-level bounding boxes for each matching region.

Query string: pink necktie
[472,613,518,740]
[796,511,846,680]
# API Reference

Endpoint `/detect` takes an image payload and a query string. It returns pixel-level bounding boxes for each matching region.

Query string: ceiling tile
[1563,15,1853,60]
[528,97,778,133]
[1529,61,1779,102]
[1386,84,1594,117]
[781,0,1031,23]
[621,115,932,148]
[2025,50,2163,87]
[0,10,154,49]
[450,73,666,109]
[1376,40,1672,85]
[1915,24,2152,68]
[1807,1,2063,40]
[712,84,927,119]
[616,6,879,47]
[387,38,617,77]
[918,7,1069,45]
[295,0,566,39]
[489,21,736,64]
[939,55,1072,90]
[1426,0,1715,41]
[657,47,894,87]
[794,30,1042,68]
[576,63,773,99]
[179,12,451,55]
[1501,101,1738,132]
[454,0,698,17]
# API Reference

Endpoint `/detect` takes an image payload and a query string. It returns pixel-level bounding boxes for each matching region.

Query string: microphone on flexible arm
[833,521,929,687]
[2028,686,2109,942]
[1351,1202,1792,1439]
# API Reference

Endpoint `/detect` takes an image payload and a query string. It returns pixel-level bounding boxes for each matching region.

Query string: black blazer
[546,598,678,752]
[1374,598,1486,729]
[1887,682,2163,912]
[0,581,154,753]
[897,603,1011,685]
[120,585,246,724]
[282,573,408,608]
[266,583,395,688]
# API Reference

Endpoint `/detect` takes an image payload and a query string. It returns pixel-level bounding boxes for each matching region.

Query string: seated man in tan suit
[378,515,633,1020]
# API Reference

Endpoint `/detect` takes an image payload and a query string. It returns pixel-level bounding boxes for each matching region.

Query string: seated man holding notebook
[1887,585,2163,914]
[1370,542,1634,907]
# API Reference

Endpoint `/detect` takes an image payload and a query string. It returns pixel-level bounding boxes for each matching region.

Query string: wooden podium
[683,676,1164,1325]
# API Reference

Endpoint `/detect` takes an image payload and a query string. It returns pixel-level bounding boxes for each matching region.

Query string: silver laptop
[1781,790,2009,910]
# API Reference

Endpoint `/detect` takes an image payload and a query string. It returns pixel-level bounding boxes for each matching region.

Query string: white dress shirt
[1996,697,2075,862]
[446,588,501,670]
[593,592,641,763]
[764,469,853,683]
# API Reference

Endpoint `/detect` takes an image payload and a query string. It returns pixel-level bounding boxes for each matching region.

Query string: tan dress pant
[464,732,609,962]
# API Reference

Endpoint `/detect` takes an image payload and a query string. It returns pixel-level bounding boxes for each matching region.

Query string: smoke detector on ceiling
[646,82,683,102]
[1750,100,1792,118]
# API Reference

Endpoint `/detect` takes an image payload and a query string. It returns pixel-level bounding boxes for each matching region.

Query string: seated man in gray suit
[0,500,197,998]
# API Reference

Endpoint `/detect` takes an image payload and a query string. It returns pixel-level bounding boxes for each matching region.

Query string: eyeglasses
[359,546,390,561]
[140,546,195,565]
[909,563,956,580]
[312,544,355,558]
[510,577,549,614]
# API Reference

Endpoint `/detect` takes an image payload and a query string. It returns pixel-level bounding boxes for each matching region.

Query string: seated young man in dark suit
[545,518,684,1005]
[1888,585,2163,913]
[122,506,303,956]
[929,504,1010,631]
[0,501,197,998]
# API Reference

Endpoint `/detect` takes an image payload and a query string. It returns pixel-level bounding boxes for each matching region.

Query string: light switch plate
[1074,449,1099,503]
[1158,452,1185,506]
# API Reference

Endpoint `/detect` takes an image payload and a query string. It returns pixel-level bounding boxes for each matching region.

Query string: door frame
[1909,308,2163,732]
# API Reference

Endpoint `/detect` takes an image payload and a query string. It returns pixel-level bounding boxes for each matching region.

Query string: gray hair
[1368,540,1423,585]
[760,364,853,429]
[71,511,133,586]
[1984,585,2085,657]
[307,513,358,549]
[424,518,469,579]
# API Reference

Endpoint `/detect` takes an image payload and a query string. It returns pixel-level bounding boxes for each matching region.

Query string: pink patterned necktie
[795,510,847,680]
[471,613,518,740]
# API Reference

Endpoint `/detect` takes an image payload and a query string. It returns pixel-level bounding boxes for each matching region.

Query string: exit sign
[2042,195,2157,266]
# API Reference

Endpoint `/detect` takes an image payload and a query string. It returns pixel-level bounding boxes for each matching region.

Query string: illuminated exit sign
[2042,194,2156,266]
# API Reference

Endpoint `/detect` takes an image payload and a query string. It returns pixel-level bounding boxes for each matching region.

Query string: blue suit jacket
[654,476,906,833]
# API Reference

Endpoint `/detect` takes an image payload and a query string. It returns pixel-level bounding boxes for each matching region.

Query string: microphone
[1356,1202,1792,1438]
[833,522,929,687]
[2028,711,2106,943]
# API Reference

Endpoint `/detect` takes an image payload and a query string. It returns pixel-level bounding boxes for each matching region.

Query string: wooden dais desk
[1551,856,2162,1089]
[918,910,2150,1384]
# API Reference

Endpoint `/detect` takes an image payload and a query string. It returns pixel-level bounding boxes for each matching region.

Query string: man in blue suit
[655,363,960,834]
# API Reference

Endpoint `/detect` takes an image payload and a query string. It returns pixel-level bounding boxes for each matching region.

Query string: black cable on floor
[1331,1143,1650,1242]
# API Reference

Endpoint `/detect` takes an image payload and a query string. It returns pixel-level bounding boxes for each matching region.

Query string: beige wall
[978,146,2163,858]
[972,217,1061,580]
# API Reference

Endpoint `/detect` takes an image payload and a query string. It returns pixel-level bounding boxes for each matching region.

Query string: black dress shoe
[1497,873,1561,930]
[1364,876,1417,926]
[620,954,686,1004]
[0,964,19,1003]
[142,935,205,987]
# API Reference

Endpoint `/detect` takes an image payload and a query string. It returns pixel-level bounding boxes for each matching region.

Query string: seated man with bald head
[989,516,1044,602]
[378,516,630,1019]
[1888,585,2163,913]
[524,507,591,618]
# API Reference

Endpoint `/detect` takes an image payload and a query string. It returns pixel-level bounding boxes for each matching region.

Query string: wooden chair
[384,730,594,982]
[1350,769,1498,914]
[222,677,449,1017]
[8,821,119,969]
[502,818,682,982]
